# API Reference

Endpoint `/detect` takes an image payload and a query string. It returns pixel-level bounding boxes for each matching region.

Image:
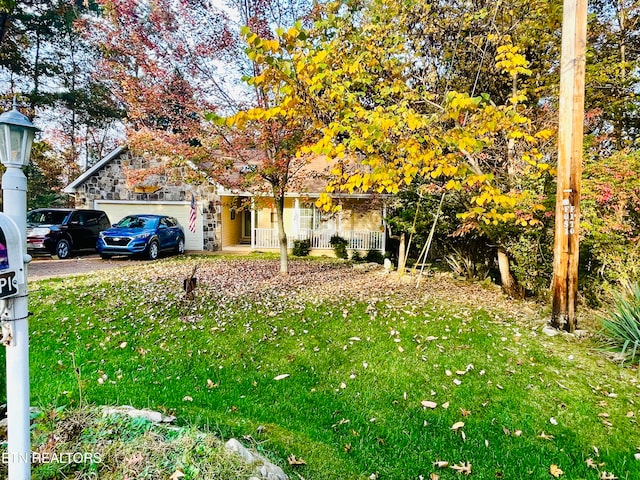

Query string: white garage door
[94,200,203,251]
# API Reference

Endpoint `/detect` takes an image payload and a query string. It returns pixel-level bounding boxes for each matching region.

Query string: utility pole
[551,0,588,332]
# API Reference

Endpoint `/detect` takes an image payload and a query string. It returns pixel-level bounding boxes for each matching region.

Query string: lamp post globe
[0,104,37,168]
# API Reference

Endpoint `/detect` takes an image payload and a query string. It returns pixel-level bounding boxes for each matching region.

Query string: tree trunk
[497,246,522,299]
[275,195,288,275]
[397,232,406,277]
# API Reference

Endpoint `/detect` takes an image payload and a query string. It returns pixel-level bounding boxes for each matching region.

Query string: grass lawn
[6,255,640,479]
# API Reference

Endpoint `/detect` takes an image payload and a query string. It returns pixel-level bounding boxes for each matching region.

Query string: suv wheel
[176,237,185,255]
[147,240,159,260]
[55,239,71,259]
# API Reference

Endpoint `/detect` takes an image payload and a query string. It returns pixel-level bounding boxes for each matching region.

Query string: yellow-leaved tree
[215,0,555,292]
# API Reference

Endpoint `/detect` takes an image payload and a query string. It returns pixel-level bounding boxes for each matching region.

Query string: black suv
[26,208,111,259]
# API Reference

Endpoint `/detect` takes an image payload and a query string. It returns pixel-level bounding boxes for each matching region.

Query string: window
[299,206,335,231]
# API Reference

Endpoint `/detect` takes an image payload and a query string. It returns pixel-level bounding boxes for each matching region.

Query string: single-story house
[63,147,386,255]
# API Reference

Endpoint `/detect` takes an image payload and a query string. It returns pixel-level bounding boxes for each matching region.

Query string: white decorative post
[0,101,37,480]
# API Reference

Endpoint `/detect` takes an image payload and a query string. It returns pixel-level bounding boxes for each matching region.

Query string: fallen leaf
[537,431,554,440]
[421,400,438,409]
[450,462,472,475]
[433,460,449,468]
[273,374,290,381]
[287,455,307,466]
[460,408,471,417]
[550,464,563,478]
[441,402,450,409]
[429,473,440,480]
[169,471,185,480]
[550,417,558,425]
[451,421,465,431]
[182,396,193,402]
[599,472,617,480]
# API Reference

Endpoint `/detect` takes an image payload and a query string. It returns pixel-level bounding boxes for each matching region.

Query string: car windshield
[115,216,157,229]
[27,210,70,225]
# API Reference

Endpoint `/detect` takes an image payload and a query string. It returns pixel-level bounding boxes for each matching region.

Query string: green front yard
[8,256,640,479]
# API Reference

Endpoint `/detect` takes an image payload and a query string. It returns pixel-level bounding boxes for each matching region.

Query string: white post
[250,197,256,249]
[2,165,31,479]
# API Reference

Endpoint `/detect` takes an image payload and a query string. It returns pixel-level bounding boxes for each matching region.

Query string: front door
[242,210,252,243]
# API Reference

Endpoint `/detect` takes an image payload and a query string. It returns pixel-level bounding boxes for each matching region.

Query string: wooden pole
[551,0,588,332]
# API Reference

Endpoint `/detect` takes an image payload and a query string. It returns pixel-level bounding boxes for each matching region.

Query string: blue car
[97,214,185,260]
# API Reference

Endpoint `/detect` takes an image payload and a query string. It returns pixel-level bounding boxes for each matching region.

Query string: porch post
[381,203,387,252]
[250,197,256,249]
[294,198,300,239]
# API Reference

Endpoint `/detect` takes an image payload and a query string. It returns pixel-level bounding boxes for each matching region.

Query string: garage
[94,200,203,251]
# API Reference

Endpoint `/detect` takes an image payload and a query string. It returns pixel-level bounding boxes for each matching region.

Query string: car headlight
[30,227,51,236]
[133,234,149,240]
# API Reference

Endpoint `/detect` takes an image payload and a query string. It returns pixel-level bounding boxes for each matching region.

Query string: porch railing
[253,228,385,251]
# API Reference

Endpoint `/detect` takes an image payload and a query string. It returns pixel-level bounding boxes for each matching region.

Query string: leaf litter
[27,257,640,479]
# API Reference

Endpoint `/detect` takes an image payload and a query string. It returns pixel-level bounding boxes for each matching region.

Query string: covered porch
[253,228,384,251]
[219,195,386,254]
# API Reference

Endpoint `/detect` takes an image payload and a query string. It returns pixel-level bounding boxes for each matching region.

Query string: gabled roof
[63,145,380,199]
[62,146,223,194]
[63,146,128,193]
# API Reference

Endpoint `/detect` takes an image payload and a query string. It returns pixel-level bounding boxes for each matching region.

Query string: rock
[225,438,258,464]
[542,325,560,337]
[383,258,392,272]
[258,463,288,480]
[225,438,289,480]
[102,405,176,423]
[352,262,383,272]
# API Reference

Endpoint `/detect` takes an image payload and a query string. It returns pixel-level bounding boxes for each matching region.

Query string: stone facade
[67,148,222,251]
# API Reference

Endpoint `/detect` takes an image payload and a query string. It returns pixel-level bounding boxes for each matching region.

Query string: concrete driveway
[27,254,134,281]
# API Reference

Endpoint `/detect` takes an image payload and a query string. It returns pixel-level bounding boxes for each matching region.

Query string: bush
[292,239,311,257]
[601,282,640,366]
[365,249,385,264]
[350,250,363,262]
[445,247,490,280]
[329,235,349,259]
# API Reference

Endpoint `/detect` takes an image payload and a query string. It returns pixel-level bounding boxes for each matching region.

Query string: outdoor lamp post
[0,101,37,480]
